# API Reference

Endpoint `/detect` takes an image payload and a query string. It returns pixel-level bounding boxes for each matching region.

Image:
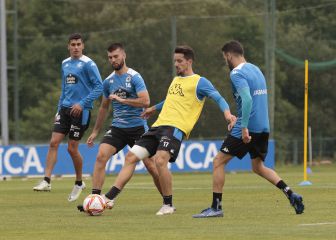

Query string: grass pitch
[1,165,335,240]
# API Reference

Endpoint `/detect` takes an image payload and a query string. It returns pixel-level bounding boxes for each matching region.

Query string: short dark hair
[222,40,244,55]
[174,45,194,61]
[68,33,83,43]
[107,43,124,52]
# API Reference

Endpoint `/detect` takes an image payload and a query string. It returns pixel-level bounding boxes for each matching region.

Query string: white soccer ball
[83,194,106,216]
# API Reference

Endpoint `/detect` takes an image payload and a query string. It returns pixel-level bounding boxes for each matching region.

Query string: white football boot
[156,204,175,216]
[33,180,51,191]
[68,182,86,202]
[102,195,115,209]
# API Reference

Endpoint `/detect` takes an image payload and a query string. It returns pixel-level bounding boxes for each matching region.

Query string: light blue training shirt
[103,68,148,129]
[229,62,270,138]
[58,55,103,124]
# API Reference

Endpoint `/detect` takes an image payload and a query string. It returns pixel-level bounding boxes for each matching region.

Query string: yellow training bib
[153,74,205,138]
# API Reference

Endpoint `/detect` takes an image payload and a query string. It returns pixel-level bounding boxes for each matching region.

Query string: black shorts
[101,126,146,153]
[134,126,183,163]
[53,107,91,140]
[220,132,269,160]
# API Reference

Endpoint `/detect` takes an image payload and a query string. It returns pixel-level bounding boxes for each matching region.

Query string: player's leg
[33,132,65,191]
[250,132,304,214]
[128,126,162,195]
[193,134,247,218]
[91,143,117,194]
[154,150,175,215]
[155,150,172,196]
[212,151,233,206]
[67,112,90,202]
[251,157,304,214]
[67,139,86,201]
[102,127,159,212]
[33,108,69,191]
[251,157,281,184]
[193,152,232,218]
[45,132,66,178]
[154,127,182,216]
[103,149,146,209]
[68,139,83,182]
[143,157,162,195]
[92,126,127,195]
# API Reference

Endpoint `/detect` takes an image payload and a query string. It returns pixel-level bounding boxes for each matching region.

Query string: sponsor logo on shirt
[66,74,78,84]
[113,88,129,99]
[253,89,267,96]
[168,84,184,96]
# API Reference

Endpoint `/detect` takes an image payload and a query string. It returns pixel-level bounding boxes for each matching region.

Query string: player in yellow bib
[102,45,236,215]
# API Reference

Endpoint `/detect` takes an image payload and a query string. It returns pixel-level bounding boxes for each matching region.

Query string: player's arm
[109,90,150,108]
[57,67,66,113]
[237,87,252,143]
[87,80,110,147]
[109,74,150,108]
[231,73,252,143]
[237,87,252,128]
[77,61,103,110]
[141,100,165,119]
[196,77,236,130]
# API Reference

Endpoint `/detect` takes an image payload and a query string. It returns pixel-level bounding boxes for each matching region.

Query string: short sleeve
[132,74,147,93]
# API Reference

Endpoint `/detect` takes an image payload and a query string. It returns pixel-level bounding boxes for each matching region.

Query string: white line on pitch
[299,222,336,226]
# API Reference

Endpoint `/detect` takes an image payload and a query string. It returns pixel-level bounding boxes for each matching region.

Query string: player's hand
[224,110,237,131]
[141,106,156,119]
[109,94,124,103]
[242,128,252,144]
[70,104,83,117]
[87,132,98,147]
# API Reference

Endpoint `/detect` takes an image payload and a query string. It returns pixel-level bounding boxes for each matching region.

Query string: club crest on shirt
[168,84,184,96]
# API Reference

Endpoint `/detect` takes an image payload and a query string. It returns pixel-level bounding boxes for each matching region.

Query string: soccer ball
[83,194,106,216]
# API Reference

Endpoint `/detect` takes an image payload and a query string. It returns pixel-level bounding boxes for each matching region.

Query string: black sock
[211,192,222,210]
[105,186,121,200]
[163,195,173,207]
[44,177,51,184]
[92,189,101,195]
[276,180,293,198]
[75,180,82,186]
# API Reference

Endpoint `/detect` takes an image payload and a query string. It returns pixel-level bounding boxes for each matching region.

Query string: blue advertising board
[0,140,274,177]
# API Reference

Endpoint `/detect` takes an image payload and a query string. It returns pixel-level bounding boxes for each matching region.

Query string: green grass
[1,165,336,240]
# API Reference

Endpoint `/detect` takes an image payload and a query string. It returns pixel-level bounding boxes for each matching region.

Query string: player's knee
[143,159,157,173]
[252,158,265,175]
[96,152,110,166]
[155,156,168,169]
[252,163,263,175]
[49,139,60,149]
[67,144,79,156]
[213,153,230,168]
[125,151,140,165]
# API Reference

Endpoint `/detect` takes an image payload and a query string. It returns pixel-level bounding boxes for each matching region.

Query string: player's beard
[176,67,185,76]
[112,59,125,71]
[227,59,234,71]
